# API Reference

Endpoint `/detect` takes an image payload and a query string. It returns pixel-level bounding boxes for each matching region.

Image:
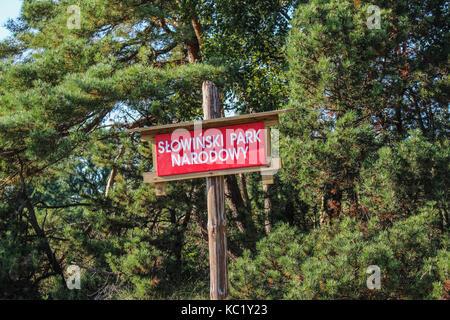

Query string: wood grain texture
[206,175,228,299]
[154,182,167,196]
[203,81,229,300]
[143,164,269,183]
[143,158,281,184]
[261,174,274,185]
[150,137,157,171]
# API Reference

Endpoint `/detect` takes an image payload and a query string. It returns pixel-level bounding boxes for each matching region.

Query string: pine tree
[228,0,449,300]
[0,0,297,299]
[230,204,448,299]
[283,0,449,225]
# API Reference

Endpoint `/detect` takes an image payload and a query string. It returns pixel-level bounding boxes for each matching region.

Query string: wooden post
[150,136,167,196]
[202,81,229,300]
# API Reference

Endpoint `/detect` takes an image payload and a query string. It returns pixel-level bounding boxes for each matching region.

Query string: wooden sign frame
[127,109,292,196]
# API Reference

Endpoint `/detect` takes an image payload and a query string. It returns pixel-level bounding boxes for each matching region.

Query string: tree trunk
[18,161,65,286]
[105,145,124,197]
[224,177,245,233]
[185,16,202,63]
[238,173,251,209]
[225,175,257,241]
[263,184,272,234]
[320,185,342,226]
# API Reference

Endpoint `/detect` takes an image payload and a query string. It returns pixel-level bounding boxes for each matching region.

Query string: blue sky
[0,0,23,40]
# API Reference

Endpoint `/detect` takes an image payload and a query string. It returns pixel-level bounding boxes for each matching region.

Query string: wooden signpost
[127,81,291,299]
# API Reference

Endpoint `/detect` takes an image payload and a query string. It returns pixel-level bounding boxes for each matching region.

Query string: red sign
[155,122,266,176]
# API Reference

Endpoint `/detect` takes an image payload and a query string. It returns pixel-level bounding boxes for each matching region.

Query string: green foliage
[359,131,449,223]
[230,204,448,299]
[281,111,379,225]
[0,0,448,300]
[283,0,449,224]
